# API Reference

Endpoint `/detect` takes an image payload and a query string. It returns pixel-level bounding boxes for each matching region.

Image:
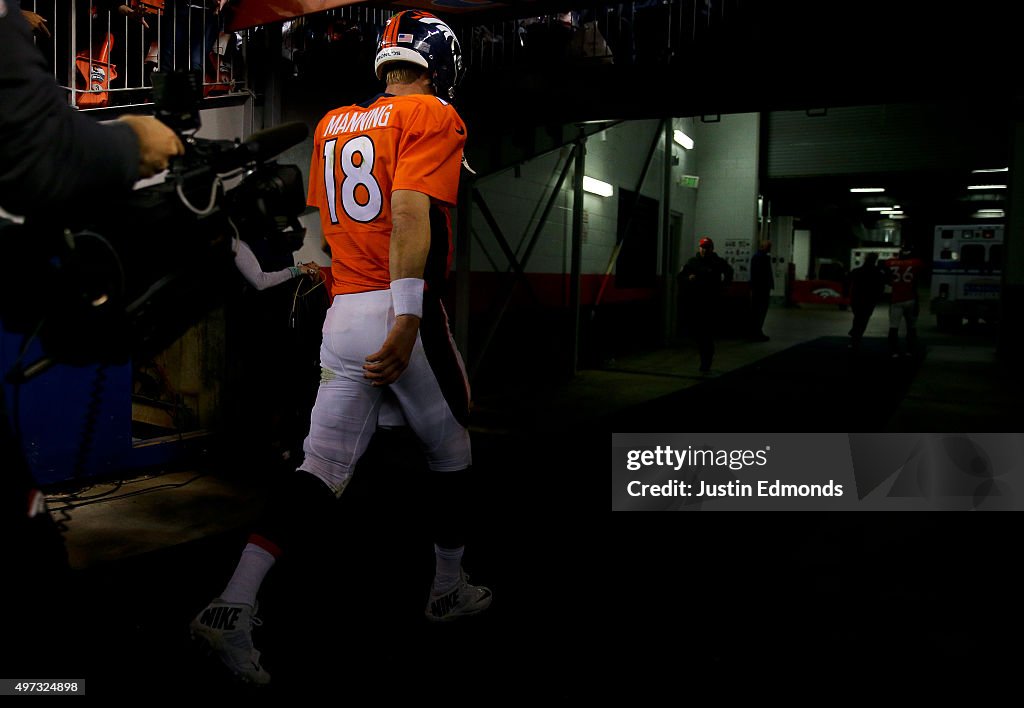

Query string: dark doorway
[615,189,659,288]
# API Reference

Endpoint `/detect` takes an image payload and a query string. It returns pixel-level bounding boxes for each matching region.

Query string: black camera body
[0,71,310,382]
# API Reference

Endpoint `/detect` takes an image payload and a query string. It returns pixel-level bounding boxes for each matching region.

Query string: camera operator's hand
[117,115,185,178]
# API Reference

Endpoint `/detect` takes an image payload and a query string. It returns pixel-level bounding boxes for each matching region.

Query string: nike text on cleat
[425,571,492,622]
[190,598,271,685]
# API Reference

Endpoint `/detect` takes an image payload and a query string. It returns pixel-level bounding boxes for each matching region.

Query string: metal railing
[24,0,248,110]
[22,0,745,110]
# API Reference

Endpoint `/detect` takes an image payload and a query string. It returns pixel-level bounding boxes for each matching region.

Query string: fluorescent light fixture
[673,130,694,149]
[866,207,892,211]
[850,187,885,193]
[582,176,613,197]
[967,184,1007,190]
[971,167,1008,173]
[972,209,1005,218]
[881,210,904,215]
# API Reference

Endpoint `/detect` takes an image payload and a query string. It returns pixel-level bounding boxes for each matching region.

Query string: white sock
[220,543,276,607]
[433,544,464,593]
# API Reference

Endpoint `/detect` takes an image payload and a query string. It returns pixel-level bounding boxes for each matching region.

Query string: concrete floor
[472,298,1019,433]
[35,300,1021,697]
[58,299,1018,564]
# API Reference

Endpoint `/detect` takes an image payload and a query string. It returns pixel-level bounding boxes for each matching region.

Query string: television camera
[0,71,310,383]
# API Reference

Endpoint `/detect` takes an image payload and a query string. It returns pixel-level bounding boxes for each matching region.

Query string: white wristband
[391,278,424,318]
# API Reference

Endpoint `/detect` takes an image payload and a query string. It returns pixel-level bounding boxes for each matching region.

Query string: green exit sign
[678,175,700,189]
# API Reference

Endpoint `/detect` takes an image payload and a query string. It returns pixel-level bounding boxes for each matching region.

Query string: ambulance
[930,224,1003,330]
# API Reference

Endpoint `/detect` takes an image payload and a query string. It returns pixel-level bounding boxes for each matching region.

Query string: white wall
[292,131,330,267]
[793,229,812,281]
[472,118,700,278]
[691,113,760,273]
[196,101,253,143]
[671,117,700,273]
[769,214,795,295]
[474,149,579,274]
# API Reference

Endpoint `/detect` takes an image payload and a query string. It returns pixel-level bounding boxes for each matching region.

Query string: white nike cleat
[425,571,492,622]
[190,598,271,685]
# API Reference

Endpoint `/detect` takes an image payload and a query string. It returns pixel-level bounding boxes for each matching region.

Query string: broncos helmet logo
[376,10,464,101]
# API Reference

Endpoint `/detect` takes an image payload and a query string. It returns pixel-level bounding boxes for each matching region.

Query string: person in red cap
[681,236,734,372]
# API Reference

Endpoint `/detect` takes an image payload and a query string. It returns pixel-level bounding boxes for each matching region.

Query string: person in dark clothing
[159,0,225,76]
[681,236,734,373]
[847,252,888,349]
[0,1,183,216]
[1,0,183,677]
[749,239,773,341]
[226,225,326,466]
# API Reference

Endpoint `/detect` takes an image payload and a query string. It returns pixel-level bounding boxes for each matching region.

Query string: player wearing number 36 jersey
[884,247,925,358]
[189,11,491,687]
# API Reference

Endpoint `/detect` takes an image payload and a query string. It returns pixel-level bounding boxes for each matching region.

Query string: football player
[189,10,491,685]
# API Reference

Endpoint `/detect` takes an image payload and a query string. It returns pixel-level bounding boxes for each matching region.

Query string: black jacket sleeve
[719,256,734,285]
[0,1,139,217]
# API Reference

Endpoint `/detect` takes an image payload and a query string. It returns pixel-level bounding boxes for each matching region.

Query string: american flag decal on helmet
[398,33,413,42]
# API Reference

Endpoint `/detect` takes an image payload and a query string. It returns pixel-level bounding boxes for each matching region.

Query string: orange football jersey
[307,93,467,296]
[884,257,924,303]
